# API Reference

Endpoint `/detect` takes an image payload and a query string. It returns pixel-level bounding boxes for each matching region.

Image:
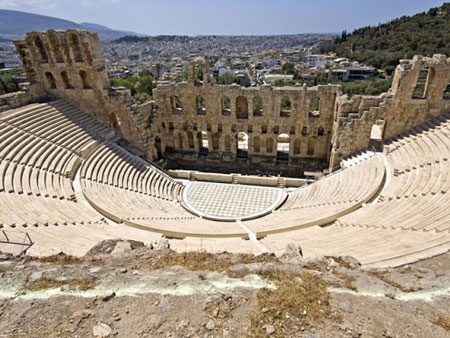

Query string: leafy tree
[0,74,19,95]
[175,69,189,83]
[282,62,295,75]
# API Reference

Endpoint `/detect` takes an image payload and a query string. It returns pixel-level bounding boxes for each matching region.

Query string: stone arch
[171,95,182,113]
[318,126,324,136]
[187,131,195,149]
[307,138,315,156]
[294,138,301,155]
[212,133,220,150]
[68,32,83,62]
[309,97,320,117]
[266,137,273,154]
[222,96,231,115]
[48,31,64,63]
[79,70,90,89]
[412,67,431,99]
[224,135,231,151]
[253,96,263,116]
[236,96,248,119]
[199,131,209,155]
[60,71,72,89]
[277,133,290,160]
[237,132,248,157]
[444,77,450,100]
[155,136,162,158]
[45,72,56,89]
[253,136,261,153]
[196,95,206,115]
[280,96,292,117]
[176,132,184,149]
[33,35,48,63]
[189,58,208,86]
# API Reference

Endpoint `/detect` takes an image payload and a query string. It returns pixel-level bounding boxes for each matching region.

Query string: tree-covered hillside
[328,3,450,74]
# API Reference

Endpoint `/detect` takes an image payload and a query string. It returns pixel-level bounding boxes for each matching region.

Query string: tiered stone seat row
[282,157,383,210]
[0,192,105,228]
[80,142,183,201]
[243,155,385,237]
[261,224,450,267]
[80,143,247,238]
[337,114,450,233]
[81,180,248,239]
[0,100,111,228]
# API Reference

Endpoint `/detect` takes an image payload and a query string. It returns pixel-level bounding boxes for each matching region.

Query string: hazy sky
[0,0,446,35]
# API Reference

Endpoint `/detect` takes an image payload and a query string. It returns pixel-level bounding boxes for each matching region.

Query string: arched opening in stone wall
[309,97,320,118]
[236,96,248,119]
[155,137,162,158]
[48,31,64,63]
[280,96,291,117]
[224,135,231,152]
[194,64,204,86]
[237,132,248,158]
[34,36,48,63]
[444,79,450,100]
[60,71,73,89]
[307,138,315,156]
[187,132,195,149]
[45,72,56,89]
[176,132,184,149]
[196,95,206,115]
[277,133,290,160]
[266,137,274,154]
[261,125,267,134]
[222,96,231,115]
[302,126,308,136]
[318,126,324,136]
[253,136,261,153]
[68,32,84,63]
[199,131,209,155]
[79,70,90,89]
[171,96,182,114]
[212,133,220,151]
[253,96,263,116]
[294,138,301,155]
[412,67,430,99]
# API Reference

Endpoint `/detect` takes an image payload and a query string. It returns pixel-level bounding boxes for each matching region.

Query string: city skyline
[0,0,446,36]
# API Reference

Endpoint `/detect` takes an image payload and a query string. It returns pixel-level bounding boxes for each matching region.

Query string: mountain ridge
[0,9,144,40]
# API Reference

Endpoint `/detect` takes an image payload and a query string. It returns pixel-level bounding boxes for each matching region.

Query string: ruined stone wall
[14,29,114,127]
[13,30,450,176]
[329,55,450,169]
[152,58,339,175]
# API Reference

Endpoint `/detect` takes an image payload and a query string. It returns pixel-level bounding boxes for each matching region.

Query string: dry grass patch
[37,252,83,265]
[325,256,355,270]
[431,312,450,331]
[249,270,339,337]
[140,251,277,273]
[332,268,357,291]
[23,277,97,292]
[368,270,415,292]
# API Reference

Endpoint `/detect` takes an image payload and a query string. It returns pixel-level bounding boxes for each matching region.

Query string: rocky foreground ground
[0,239,449,338]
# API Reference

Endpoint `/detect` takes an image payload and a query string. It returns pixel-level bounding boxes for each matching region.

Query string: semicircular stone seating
[336,114,450,234]
[1,99,450,267]
[242,153,386,238]
[0,99,113,228]
[260,113,450,267]
[79,142,248,239]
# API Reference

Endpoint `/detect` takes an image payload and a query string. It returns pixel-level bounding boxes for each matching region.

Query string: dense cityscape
[1,32,382,94]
